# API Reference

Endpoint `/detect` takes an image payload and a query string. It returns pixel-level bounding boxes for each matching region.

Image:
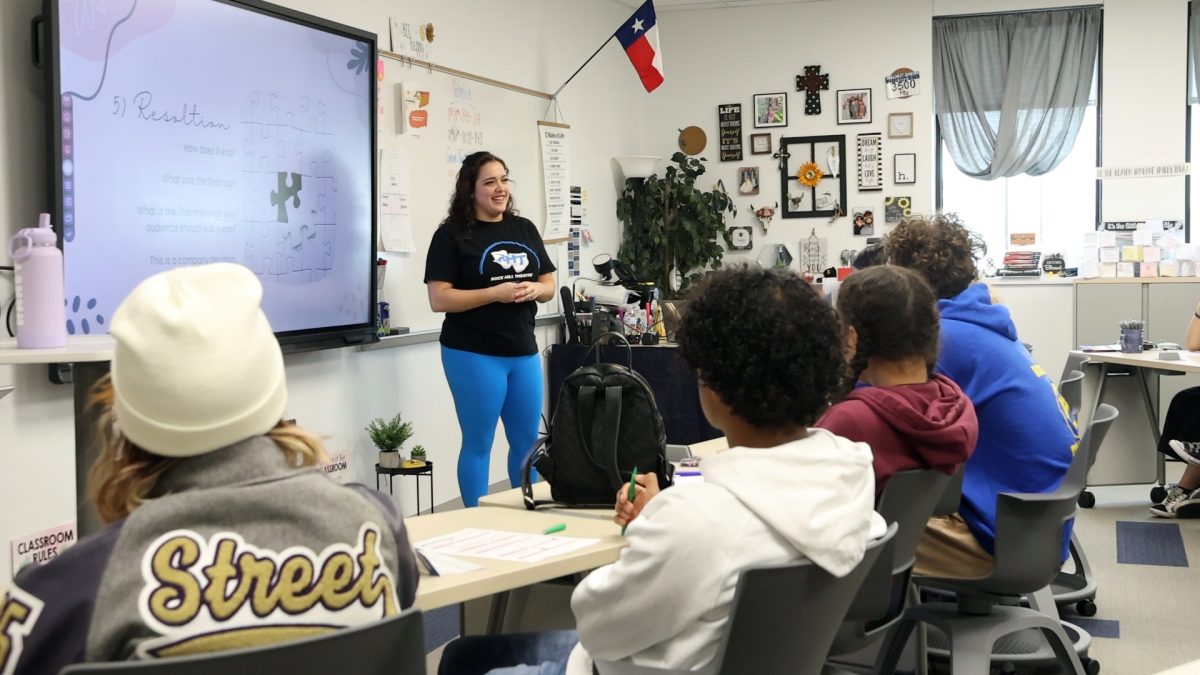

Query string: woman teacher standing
[424,151,556,507]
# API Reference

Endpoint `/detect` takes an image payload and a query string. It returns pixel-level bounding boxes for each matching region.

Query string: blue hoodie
[936,284,1079,559]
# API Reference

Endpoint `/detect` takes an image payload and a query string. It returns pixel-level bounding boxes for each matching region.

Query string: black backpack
[522,332,673,508]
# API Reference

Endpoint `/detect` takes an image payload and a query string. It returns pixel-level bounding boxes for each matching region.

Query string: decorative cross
[772,146,791,173]
[795,65,829,116]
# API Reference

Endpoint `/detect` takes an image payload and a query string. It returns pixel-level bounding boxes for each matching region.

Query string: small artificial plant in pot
[409,444,427,466]
[366,413,413,469]
[616,151,736,300]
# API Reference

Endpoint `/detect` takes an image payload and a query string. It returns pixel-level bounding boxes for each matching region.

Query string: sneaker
[1168,440,1200,467]
[1150,484,1196,518]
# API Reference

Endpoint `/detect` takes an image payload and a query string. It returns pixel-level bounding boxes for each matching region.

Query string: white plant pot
[379,451,401,469]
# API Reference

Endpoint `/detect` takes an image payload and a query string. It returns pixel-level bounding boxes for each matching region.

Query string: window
[938,82,1099,271]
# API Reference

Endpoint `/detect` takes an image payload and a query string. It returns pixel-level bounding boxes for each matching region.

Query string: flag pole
[551,35,614,99]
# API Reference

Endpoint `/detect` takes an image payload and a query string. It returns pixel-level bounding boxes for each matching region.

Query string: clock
[887,113,913,139]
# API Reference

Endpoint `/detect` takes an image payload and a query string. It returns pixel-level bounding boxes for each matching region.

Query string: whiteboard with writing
[378,58,560,332]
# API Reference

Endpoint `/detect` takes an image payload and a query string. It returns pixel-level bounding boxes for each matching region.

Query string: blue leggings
[441,346,543,507]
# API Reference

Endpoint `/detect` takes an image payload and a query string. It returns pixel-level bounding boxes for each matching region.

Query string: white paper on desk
[415,549,484,576]
[1099,247,1119,263]
[1098,231,1118,248]
[1133,227,1154,246]
[415,528,601,563]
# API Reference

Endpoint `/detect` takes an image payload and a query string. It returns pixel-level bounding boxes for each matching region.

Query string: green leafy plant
[365,413,413,452]
[410,444,427,459]
[616,152,736,299]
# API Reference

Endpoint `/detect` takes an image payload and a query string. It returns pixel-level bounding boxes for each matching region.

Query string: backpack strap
[521,435,624,511]
[581,331,633,368]
[602,385,624,491]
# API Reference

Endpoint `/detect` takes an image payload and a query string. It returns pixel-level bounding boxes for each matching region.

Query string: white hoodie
[566,428,886,675]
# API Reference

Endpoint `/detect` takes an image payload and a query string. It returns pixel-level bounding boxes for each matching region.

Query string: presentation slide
[54,0,374,335]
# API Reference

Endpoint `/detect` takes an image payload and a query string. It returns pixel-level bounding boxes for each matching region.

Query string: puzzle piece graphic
[270,172,302,223]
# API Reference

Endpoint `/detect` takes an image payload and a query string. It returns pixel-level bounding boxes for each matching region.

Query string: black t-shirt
[423,214,556,356]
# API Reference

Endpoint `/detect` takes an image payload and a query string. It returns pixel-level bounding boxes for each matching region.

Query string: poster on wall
[719,103,743,161]
[884,195,912,222]
[857,133,883,191]
[539,120,572,242]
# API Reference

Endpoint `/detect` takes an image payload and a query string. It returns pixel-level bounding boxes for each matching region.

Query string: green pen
[543,523,567,535]
[621,466,638,536]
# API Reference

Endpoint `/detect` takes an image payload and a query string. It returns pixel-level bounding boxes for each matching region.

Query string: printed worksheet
[415,528,599,563]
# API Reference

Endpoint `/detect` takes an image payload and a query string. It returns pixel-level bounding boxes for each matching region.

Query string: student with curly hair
[886,214,1077,579]
[437,267,884,675]
[817,265,978,498]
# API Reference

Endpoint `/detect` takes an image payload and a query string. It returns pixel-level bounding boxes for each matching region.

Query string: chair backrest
[711,523,897,675]
[828,470,952,657]
[58,609,425,675]
[932,465,966,517]
[1059,369,1086,418]
[981,406,1117,596]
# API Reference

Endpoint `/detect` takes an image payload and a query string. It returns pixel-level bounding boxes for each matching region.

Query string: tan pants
[914,513,995,579]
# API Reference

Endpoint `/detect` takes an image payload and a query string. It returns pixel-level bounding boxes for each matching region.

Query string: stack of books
[997,251,1042,278]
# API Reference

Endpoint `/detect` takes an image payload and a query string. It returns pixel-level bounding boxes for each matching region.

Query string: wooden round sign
[678,126,707,155]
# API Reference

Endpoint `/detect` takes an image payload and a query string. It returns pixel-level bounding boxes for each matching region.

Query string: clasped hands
[614,472,661,529]
[494,281,541,303]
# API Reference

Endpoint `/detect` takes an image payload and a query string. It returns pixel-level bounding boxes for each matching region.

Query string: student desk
[476,437,729,517]
[1075,349,1200,501]
[406,506,624,632]
[547,343,722,445]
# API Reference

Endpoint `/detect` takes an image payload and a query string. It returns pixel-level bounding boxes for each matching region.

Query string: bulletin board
[375,52,562,333]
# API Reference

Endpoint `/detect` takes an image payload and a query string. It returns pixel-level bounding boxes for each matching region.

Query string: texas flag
[614,0,664,93]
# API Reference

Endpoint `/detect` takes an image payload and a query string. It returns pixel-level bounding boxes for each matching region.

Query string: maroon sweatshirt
[816,374,978,497]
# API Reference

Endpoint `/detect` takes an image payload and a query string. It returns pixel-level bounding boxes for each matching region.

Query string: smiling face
[473,160,510,222]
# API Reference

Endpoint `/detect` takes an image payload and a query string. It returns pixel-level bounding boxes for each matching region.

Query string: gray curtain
[933,7,1101,179]
[1191,5,1200,101]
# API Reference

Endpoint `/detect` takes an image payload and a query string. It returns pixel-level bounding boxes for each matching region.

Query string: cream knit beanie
[110,263,287,457]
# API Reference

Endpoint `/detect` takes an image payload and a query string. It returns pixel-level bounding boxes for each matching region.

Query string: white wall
[642,0,936,271]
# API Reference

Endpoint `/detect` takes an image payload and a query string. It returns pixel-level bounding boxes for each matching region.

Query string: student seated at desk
[5,264,418,674]
[886,214,1078,579]
[438,266,885,675]
[1153,299,1200,517]
[816,265,978,498]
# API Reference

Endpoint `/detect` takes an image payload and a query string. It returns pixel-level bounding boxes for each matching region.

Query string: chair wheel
[1084,657,1101,675]
[1152,486,1169,503]
[1076,599,1098,617]
[1078,490,1096,508]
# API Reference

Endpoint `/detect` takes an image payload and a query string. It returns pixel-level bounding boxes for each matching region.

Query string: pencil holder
[1119,319,1144,353]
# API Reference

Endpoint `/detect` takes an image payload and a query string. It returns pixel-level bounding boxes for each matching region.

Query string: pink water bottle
[8,214,67,348]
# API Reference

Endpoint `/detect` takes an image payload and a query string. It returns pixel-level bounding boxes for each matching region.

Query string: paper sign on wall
[884,68,921,99]
[539,120,571,243]
[11,521,76,578]
[398,82,430,136]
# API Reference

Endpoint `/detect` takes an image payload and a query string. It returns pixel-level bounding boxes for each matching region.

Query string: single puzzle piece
[270,171,302,223]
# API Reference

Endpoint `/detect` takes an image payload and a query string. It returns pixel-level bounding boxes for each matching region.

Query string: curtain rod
[934,3,1101,20]
[377,49,553,101]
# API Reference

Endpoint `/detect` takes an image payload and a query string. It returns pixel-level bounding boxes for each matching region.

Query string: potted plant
[616,151,736,299]
[408,444,427,467]
[365,413,413,469]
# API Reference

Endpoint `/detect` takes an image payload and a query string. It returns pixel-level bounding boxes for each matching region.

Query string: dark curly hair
[852,242,886,270]
[441,151,517,233]
[676,266,848,428]
[836,265,940,384]
[884,213,982,299]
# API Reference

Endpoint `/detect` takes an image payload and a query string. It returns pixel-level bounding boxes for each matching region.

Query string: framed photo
[753,92,788,128]
[888,112,914,139]
[894,153,916,184]
[737,166,760,195]
[750,133,772,155]
[836,88,872,125]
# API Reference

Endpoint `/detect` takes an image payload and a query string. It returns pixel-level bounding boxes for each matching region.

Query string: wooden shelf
[0,336,115,365]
